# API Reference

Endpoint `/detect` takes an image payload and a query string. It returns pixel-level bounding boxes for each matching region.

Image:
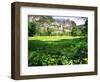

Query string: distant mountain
[53,18,65,24]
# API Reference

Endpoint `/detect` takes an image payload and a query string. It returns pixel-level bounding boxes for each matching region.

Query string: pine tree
[71,26,78,36]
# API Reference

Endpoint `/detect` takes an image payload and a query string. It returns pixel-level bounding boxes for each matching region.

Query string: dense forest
[28,15,88,66]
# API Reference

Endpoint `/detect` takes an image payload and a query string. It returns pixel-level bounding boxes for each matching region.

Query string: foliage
[28,36,88,66]
[71,25,78,36]
[28,22,37,36]
[81,19,88,36]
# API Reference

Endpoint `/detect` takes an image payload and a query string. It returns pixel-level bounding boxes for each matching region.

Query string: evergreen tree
[71,25,78,36]
[28,22,37,36]
[81,19,88,36]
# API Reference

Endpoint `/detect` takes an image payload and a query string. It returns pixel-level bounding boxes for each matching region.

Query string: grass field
[28,36,81,41]
[28,36,88,66]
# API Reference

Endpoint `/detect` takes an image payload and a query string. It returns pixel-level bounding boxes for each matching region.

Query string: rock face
[52,19,76,32]
[28,15,41,22]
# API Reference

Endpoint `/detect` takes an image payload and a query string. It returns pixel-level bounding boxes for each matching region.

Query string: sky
[53,16,87,25]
